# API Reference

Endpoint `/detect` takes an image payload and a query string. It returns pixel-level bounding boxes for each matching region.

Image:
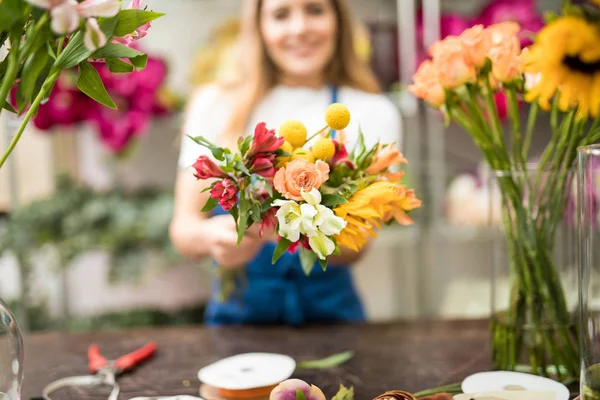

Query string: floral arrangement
[0,0,164,169]
[189,103,421,274]
[409,0,600,383]
[13,51,178,154]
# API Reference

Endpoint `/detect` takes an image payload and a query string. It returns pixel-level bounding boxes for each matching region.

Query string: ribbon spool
[197,353,296,400]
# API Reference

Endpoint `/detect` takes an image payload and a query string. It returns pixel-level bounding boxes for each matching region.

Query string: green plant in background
[0,175,192,330]
[0,0,164,169]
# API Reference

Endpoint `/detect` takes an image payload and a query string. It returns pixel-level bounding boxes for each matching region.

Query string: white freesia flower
[301,188,321,205]
[84,18,107,51]
[272,199,302,243]
[314,205,346,236]
[309,231,336,260]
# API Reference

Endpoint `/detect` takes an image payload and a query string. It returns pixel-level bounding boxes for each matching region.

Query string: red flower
[193,155,226,180]
[330,140,349,165]
[250,122,284,156]
[287,236,311,254]
[259,206,277,238]
[249,153,277,178]
[210,178,238,211]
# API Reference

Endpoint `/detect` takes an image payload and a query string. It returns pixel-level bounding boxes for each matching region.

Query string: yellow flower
[311,137,335,160]
[277,140,294,167]
[523,16,600,118]
[279,120,307,148]
[333,181,422,252]
[325,103,350,130]
[291,148,315,163]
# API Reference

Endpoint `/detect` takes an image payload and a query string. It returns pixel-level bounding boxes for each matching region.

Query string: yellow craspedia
[279,120,307,148]
[311,138,335,161]
[325,103,350,130]
[276,141,294,166]
[291,148,315,163]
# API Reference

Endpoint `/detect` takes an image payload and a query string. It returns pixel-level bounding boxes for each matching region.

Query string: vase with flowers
[409,0,600,383]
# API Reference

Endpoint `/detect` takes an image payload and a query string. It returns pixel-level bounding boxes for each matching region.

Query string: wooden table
[22,319,491,400]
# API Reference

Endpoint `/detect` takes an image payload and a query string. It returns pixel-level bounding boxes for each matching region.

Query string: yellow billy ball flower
[311,138,335,161]
[276,140,294,167]
[279,120,307,148]
[325,103,350,130]
[291,148,315,163]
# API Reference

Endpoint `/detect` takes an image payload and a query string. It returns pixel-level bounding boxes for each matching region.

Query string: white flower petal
[301,188,322,205]
[308,231,335,260]
[50,0,79,35]
[318,213,347,236]
[83,18,107,51]
[77,0,121,17]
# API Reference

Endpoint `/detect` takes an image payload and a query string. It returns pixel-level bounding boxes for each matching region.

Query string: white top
[177,83,403,170]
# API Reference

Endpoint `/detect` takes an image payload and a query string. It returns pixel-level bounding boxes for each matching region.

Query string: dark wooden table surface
[21,319,491,400]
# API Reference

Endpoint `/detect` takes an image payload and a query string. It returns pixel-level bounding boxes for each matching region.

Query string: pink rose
[249,153,277,178]
[273,159,329,201]
[488,36,522,82]
[250,122,285,156]
[460,25,492,68]
[408,60,446,108]
[193,155,226,180]
[430,36,477,89]
[270,379,326,400]
[210,178,238,212]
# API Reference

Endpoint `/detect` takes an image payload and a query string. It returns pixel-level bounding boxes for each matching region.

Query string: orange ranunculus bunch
[187,103,421,275]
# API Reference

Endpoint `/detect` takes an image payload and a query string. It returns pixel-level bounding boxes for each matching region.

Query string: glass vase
[0,297,23,400]
[489,166,580,383]
[578,145,600,399]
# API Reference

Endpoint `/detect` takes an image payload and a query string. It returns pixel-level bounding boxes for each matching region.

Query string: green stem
[523,102,539,162]
[0,71,60,169]
[304,124,329,144]
[506,87,523,167]
[0,34,21,119]
[483,76,506,154]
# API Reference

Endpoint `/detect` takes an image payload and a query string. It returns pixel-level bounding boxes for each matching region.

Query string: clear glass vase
[488,166,580,382]
[578,145,600,399]
[0,297,24,400]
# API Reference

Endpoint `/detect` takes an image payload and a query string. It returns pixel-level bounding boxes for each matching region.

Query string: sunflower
[333,181,422,251]
[523,16,600,118]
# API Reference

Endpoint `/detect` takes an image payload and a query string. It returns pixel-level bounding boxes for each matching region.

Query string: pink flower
[113,0,152,46]
[250,122,285,156]
[210,179,238,212]
[249,153,277,178]
[270,379,326,400]
[259,201,277,238]
[192,155,226,180]
[430,36,476,89]
[476,0,543,47]
[273,159,330,201]
[286,236,311,254]
[408,60,445,108]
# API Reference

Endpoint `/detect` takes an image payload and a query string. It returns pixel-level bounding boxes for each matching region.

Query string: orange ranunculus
[273,159,329,201]
[430,36,476,89]
[408,60,446,108]
[487,21,521,47]
[366,144,407,174]
[460,24,492,68]
[489,36,522,82]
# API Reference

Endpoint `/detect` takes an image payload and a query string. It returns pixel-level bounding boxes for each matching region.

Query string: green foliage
[0,175,179,284]
[331,385,355,400]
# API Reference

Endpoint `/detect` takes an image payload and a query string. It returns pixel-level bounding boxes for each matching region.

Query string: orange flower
[366,144,407,174]
[460,25,491,68]
[489,36,522,82]
[429,36,476,89]
[273,159,329,201]
[408,60,445,108]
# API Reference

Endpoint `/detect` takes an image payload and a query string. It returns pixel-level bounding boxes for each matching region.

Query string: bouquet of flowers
[188,103,422,274]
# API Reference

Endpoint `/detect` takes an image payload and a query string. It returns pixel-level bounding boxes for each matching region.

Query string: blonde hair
[218,0,381,145]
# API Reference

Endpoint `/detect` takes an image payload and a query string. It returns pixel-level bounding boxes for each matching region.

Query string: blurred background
[0,0,565,332]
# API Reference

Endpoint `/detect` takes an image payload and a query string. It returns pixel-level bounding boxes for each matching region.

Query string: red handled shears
[42,342,157,400]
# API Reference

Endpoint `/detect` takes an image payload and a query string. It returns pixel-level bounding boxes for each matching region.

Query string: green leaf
[201,183,216,193]
[201,196,219,212]
[239,136,253,157]
[261,198,274,212]
[0,0,25,32]
[54,32,94,71]
[187,135,226,161]
[113,9,164,37]
[319,258,327,271]
[77,61,117,109]
[331,385,355,400]
[299,247,316,276]
[237,190,250,245]
[105,58,134,73]
[296,389,307,400]
[230,204,239,229]
[272,237,292,263]
[332,245,342,256]
[321,194,347,208]
[236,160,251,177]
[100,14,119,38]
[350,124,366,161]
[250,202,262,224]
[2,100,16,113]
[296,351,354,370]
[16,50,49,113]
[92,43,147,70]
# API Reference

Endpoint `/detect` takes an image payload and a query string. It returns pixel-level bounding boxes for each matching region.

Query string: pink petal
[77,0,120,18]
[84,18,107,51]
[50,0,80,35]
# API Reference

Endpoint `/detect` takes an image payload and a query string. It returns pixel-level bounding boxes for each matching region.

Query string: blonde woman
[170,0,402,325]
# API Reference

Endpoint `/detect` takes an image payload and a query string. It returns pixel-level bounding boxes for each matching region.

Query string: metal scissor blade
[42,374,111,400]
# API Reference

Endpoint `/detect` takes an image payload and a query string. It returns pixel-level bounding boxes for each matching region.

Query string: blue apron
[204,86,365,326]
